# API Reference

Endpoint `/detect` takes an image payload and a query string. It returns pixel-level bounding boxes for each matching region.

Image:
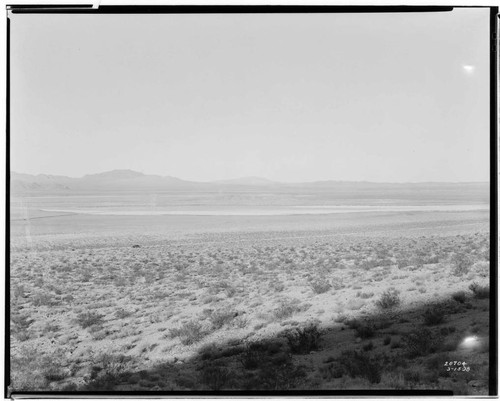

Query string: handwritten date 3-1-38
[444,361,471,372]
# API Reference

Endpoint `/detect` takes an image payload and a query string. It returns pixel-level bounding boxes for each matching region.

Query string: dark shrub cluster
[337,350,381,384]
[356,324,375,339]
[452,291,467,303]
[402,327,442,357]
[83,354,132,390]
[237,339,306,390]
[240,342,275,370]
[32,292,56,307]
[11,350,69,391]
[362,341,374,351]
[345,318,376,338]
[439,326,456,336]
[76,312,105,329]
[11,314,33,332]
[469,282,489,299]
[422,308,446,326]
[397,258,411,269]
[200,362,230,390]
[320,362,344,380]
[243,360,306,390]
[284,324,322,354]
[239,340,289,368]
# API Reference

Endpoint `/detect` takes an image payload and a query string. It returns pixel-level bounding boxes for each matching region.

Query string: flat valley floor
[9,208,491,394]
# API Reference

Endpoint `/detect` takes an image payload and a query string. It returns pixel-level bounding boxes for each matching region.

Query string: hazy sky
[10,9,490,182]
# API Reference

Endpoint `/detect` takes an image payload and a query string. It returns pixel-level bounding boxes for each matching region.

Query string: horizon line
[10,169,490,186]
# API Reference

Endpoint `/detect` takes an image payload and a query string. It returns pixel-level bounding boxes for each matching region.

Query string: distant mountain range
[10,169,489,195]
[11,170,193,192]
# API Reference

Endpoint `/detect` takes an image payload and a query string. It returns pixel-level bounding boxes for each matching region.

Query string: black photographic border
[4,4,498,397]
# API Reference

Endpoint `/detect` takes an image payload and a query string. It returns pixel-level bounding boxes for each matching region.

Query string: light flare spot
[460,335,480,349]
[463,65,475,74]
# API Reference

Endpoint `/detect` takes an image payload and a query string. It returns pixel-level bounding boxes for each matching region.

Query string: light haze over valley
[11,169,489,218]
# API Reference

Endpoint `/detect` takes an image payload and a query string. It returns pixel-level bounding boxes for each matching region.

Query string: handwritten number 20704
[444,361,470,372]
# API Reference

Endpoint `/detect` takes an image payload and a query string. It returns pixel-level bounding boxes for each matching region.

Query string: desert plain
[8,180,491,394]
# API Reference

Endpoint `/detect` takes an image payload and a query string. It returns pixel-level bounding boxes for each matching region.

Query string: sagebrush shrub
[243,360,306,390]
[169,321,206,345]
[423,308,446,326]
[403,369,421,383]
[232,315,248,329]
[397,258,411,269]
[201,362,230,390]
[10,348,69,391]
[114,308,133,319]
[439,326,456,336]
[426,255,440,264]
[240,343,266,370]
[425,353,446,371]
[11,314,33,331]
[12,284,26,299]
[472,261,489,278]
[274,301,301,320]
[451,253,473,276]
[376,289,401,309]
[362,341,374,351]
[410,255,425,268]
[337,350,381,384]
[285,324,322,354]
[310,280,331,294]
[76,312,104,328]
[355,324,375,339]
[402,327,442,357]
[209,309,236,330]
[320,362,344,380]
[360,260,378,270]
[43,364,68,382]
[469,282,490,299]
[83,353,132,391]
[224,286,237,298]
[451,291,467,303]
[334,314,348,324]
[199,343,220,361]
[271,281,285,292]
[32,292,55,307]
